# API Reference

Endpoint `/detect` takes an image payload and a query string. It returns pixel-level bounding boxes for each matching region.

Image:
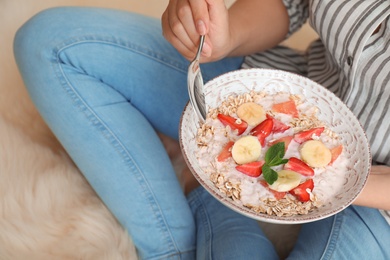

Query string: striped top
[242,0,390,223]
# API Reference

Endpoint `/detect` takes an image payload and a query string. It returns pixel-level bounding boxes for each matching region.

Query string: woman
[14,0,390,259]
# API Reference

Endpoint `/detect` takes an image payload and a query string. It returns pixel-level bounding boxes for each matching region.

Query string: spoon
[187,35,206,122]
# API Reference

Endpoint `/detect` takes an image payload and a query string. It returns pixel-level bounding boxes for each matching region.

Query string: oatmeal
[196,91,347,216]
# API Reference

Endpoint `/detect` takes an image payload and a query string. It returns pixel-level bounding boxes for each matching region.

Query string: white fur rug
[0,94,299,259]
[0,114,137,259]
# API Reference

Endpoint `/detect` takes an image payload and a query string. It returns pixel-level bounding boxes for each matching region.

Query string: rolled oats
[196,91,342,217]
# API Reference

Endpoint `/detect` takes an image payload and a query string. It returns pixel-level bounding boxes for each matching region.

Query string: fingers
[188,0,209,35]
[162,6,194,60]
[162,0,210,60]
[176,0,202,51]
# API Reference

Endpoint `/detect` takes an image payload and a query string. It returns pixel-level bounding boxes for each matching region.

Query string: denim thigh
[14,7,243,259]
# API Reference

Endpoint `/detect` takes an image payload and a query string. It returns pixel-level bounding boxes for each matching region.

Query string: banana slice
[236,102,266,126]
[300,140,332,167]
[269,170,301,192]
[231,135,262,164]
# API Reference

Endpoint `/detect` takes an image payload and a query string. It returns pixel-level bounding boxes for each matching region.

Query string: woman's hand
[353,165,390,210]
[161,0,231,62]
[162,0,290,62]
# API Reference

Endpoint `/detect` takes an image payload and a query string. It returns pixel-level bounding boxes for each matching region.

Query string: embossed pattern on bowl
[179,68,371,224]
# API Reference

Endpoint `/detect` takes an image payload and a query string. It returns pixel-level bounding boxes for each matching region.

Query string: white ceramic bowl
[179,68,371,224]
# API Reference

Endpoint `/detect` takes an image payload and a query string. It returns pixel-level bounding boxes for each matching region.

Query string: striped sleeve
[282,0,310,37]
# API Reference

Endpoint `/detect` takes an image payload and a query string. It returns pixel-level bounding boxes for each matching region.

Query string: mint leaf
[262,164,278,185]
[268,155,289,167]
[265,142,288,166]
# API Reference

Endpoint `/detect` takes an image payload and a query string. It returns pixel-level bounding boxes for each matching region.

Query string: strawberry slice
[293,127,325,144]
[249,118,273,146]
[268,136,293,151]
[266,114,290,133]
[272,100,299,118]
[289,179,314,202]
[236,161,264,177]
[217,114,248,135]
[284,157,314,176]
[329,144,343,165]
[259,180,286,200]
[217,141,235,162]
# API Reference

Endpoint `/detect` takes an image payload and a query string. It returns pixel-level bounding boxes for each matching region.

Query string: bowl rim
[179,68,372,224]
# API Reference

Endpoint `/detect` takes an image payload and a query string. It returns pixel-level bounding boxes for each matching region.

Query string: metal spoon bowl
[187,35,206,122]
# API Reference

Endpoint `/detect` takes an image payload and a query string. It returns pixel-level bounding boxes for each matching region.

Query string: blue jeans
[14,7,390,260]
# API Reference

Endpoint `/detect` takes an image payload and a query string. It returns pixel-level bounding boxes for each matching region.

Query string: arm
[161,0,289,62]
[353,165,390,211]
[227,0,289,57]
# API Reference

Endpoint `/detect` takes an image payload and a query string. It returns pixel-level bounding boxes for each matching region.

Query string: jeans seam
[52,39,182,257]
[320,210,344,260]
[191,188,213,260]
[54,35,188,74]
